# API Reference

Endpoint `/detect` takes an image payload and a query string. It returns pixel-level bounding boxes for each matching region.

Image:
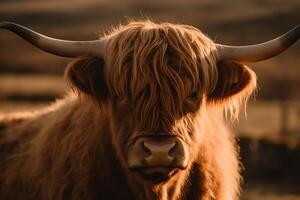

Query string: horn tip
[0,21,17,29]
[279,24,300,48]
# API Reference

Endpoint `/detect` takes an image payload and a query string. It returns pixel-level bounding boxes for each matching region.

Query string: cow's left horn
[0,22,106,58]
[217,25,300,63]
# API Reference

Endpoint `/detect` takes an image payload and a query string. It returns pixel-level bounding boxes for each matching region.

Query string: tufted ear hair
[207,61,256,101]
[65,56,109,101]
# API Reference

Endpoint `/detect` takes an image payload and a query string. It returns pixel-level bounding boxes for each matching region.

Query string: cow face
[66,21,256,184]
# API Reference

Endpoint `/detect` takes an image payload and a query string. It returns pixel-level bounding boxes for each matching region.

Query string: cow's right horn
[0,22,106,58]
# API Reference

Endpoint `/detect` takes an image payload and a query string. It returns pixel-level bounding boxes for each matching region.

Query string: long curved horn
[217,25,300,63]
[0,22,106,58]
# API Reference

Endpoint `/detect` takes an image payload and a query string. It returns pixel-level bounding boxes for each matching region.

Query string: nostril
[142,142,151,157]
[168,141,177,158]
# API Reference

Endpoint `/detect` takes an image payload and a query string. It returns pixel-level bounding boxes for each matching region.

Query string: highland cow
[0,21,299,200]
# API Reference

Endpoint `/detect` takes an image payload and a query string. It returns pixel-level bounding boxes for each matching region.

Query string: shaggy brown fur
[0,20,256,200]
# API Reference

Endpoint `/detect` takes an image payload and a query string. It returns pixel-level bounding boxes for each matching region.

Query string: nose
[128,136,188,170]
[143,139,175,166]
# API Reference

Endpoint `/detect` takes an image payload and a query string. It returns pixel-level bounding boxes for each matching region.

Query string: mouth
[137,167,179,184]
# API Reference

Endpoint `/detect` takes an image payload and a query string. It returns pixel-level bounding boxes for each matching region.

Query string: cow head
[65,22,259,184]
[1,21,299,185]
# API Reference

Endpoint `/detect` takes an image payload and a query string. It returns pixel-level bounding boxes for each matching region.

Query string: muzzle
[127,135,189,183]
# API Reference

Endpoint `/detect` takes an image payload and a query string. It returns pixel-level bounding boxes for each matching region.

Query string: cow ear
[207,61,256,101]
[65,57,109,101]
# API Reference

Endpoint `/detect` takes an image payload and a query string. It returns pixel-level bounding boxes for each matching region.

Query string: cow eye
[187,91,198,100]
[184,91,200,113]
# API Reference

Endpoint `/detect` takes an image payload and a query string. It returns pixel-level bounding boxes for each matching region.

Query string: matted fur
[0,20,256,200]
[105,21,218,132]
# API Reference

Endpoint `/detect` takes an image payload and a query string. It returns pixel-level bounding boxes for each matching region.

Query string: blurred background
[0,0,299,199]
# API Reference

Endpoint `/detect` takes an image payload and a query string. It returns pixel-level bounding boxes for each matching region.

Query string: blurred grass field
[0,0,300,199]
